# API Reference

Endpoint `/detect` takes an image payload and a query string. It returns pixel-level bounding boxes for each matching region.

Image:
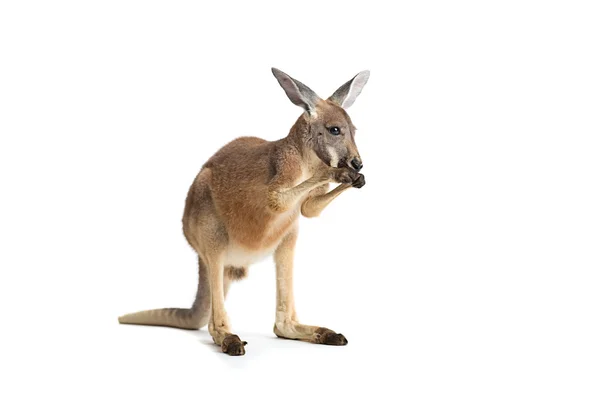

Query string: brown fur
[118,68,370,356]
[225,266,247,281]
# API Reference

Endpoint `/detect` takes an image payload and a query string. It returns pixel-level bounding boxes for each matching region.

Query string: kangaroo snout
[350,157,363,171]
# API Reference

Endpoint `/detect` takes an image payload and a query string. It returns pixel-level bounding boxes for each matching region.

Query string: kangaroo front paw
[221,334,247,356]
[329,168,359,185]
[313,327,348,346]
[352,173,365,188]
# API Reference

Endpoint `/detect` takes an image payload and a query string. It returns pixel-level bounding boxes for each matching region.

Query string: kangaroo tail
[118,307,205,330]
[118,257,211,330]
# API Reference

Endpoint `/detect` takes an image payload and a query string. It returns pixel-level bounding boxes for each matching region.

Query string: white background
[1,1,599,399]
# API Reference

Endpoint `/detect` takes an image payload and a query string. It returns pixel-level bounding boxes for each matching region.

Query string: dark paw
[221,334,247,356]
[352,173,365,188]
[332,168,359,185]
[314,328,349,346]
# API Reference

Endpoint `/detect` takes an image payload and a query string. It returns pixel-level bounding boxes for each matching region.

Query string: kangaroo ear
[328,70,370,109]
[271,68,320,113]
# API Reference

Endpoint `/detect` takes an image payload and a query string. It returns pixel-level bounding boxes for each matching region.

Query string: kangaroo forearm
[301,183,351,218]
[268,176,327,212]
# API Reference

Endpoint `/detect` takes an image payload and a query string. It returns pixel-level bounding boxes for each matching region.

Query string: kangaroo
[118,68,370,355]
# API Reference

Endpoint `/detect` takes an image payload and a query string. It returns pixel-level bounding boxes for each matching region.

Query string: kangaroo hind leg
[201,251,247,356]
[273,228,348,345]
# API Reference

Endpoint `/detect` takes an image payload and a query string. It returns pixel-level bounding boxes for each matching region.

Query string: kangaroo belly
[203,150,310,259]
[225,207,300,266]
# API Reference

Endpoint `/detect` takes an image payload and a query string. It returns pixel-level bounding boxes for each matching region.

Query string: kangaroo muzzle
[350,157,363,171]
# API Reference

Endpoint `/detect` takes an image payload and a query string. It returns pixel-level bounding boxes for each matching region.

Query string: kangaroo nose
[350,158,363,171]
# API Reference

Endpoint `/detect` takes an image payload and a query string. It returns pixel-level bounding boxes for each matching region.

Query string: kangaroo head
[272,68,370,171]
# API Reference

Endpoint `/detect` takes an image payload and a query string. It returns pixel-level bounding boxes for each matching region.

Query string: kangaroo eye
[328,127,341,135]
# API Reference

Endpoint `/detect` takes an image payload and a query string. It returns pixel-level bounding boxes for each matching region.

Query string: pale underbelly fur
[224,243,278,267]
